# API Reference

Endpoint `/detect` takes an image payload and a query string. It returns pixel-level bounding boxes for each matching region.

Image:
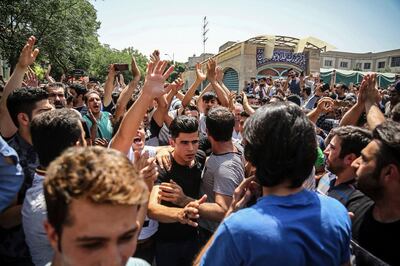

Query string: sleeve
[213,161,244,197]
[0,143,24,212]
[200,222,242,266]
[149,117,162,138]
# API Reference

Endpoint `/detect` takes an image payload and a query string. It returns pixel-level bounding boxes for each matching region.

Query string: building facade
[320,49,400,73]
[183,35,399,92]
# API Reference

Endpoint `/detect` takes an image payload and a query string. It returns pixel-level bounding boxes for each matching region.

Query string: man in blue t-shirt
[198,102,351,266]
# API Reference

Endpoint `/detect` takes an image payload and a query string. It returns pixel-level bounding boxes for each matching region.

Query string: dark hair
[390,103,400,122]
[169,115,198,139]
[243,102,317,188]
[31,109,83,167]
[202,91,217,101]
[373,121,400,169]
[182,104,199,115]
[303,86,312,96]
[68,84,87,96]
[286,94,301,106]
[240,111,250,118]
[330,126,372,158]
[7,87,48,128]
[46,82,66,91]
[206,106,234,141]
[321,83,330,92]
[84,90,100,104]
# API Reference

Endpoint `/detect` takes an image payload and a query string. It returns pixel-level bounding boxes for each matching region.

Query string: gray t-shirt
[199,144,245,232]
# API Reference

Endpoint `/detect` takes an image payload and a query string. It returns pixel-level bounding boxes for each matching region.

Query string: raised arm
[0,36,39,138]
[307,97,335,124]
[241,91,255,115]
[182,63,206,107]
[103,64,117,107]
[45,64,56,84]
[339,79,367,126]
[113,56,142,122]
[364,73,385,130]
[207,59,229,107]
[110,58,174,154]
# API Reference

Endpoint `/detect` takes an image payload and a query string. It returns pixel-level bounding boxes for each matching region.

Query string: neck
[334,168,356,186]
[211,140,235,154]
[373,196,400,223]
[18,127,32,145]
[262,182,304,197]
[93,111,101,120]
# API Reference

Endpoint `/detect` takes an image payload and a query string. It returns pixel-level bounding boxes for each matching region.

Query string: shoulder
[126,257,151,266]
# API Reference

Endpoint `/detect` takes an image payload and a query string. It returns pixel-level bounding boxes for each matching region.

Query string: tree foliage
[0,0,99,75]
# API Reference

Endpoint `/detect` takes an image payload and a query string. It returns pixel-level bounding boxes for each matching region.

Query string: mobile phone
[114,64,129,71]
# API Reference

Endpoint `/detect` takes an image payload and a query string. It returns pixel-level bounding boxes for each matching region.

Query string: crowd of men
[0,35,399,266]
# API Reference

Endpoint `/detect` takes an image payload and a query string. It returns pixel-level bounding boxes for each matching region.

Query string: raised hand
[206,58,217,82]
[24,67,39,87]
[316,97,335,113]
[150,50,160,64]
[108,64,117,77]
[166,77,184,95]
[142,59,174,98]
[216,66,224,82]
[18,36,39,68]
[195,63,206,82]
[131,56,141,82]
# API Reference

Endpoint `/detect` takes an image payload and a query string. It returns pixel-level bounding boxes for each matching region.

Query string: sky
[91,0,400,62]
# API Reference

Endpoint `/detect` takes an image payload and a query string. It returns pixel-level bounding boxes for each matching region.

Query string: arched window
[223,68,239,92]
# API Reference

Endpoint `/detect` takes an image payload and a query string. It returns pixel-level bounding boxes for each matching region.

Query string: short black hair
[182,104,199,115]
[169,115,198,139]
[243,102,317,188]
[286,94,301,106]
[202,91,217,101]
[330,126,372,158]
[206,106,234,141]
[46,82,66,91]
[373,121,400,169]
[31,109,83,168]
[68,84,87,96]
[7,87,48,128]
[303,86,312,96]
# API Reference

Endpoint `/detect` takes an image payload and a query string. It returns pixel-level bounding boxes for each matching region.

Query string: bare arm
[339,79,367,126]
[103,64,116,107]
[148,185,186,223]
[241,91,255,115]
[198,193,232,222]
[307,97,334,124]
[110,59,174,155]
[364,74,385,130]
[0,36,39,138]
[182,63,205,107]
[207,59,229,107]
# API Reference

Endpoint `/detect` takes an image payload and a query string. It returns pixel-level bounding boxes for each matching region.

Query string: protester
[197,102,351,265]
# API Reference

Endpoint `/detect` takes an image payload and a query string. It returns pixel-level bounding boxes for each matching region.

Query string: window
[364,63,371,69]
[391,57,400,67]
[378,62,385,69]
[324,60,332,67]
[339,61,348,68]
[355,63,362,69]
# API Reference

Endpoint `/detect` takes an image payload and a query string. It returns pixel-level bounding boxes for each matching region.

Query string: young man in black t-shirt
[148,115,206,266]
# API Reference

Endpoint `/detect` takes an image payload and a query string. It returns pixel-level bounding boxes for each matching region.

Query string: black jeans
[155,239,199,266]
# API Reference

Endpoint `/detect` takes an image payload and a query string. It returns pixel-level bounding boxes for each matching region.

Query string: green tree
[88,44,148,83]
[0,0,99,76]
[167,61,186,83]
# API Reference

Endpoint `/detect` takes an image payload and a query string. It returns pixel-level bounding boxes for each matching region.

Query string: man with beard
[351,121,400,266]
[45,83,66,109]
[319,126,373,212]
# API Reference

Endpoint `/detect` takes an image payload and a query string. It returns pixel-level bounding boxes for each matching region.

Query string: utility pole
[201,16,208,91]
